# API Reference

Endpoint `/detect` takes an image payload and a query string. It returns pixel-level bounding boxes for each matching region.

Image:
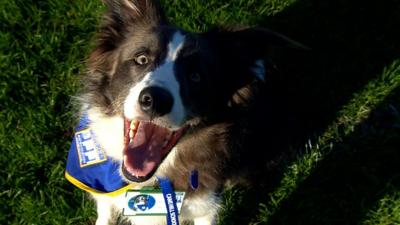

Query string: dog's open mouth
[122,119,187,182]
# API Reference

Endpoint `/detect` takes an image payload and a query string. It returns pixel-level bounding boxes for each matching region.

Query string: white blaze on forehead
[167,32,186,61]
[124,31,187,128]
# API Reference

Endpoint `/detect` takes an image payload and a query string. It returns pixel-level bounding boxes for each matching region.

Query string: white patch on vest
[92,193,167,225]
[88,108,124,161]
[75,128,107,167]
[124,31,187,129]
[91,187,219,225]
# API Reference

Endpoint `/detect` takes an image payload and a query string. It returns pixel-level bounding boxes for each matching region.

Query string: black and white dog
[72,0,301,224]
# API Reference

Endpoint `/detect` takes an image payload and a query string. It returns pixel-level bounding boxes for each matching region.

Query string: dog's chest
[93,190,219,225]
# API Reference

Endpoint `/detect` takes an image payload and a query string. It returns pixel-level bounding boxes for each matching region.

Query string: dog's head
[84,0,301,182]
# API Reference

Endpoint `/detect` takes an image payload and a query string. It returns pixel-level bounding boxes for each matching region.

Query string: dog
[65,0,303,224]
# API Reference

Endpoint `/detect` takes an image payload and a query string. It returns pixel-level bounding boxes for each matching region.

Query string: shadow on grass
[266,86,400,225]
[220,0,400,224]
[260,0,400,147]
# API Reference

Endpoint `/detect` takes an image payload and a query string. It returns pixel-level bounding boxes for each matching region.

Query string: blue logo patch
[128,194,156,212]
[75,129,107,167]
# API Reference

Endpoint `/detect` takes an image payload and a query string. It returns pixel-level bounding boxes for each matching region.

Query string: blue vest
[65,114,135,196]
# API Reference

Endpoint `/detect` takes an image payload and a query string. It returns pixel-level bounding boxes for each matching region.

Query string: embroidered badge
[123,189,185,216]
[75,128,107,167]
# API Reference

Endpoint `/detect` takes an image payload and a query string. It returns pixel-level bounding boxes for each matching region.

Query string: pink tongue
[125,122,170,177]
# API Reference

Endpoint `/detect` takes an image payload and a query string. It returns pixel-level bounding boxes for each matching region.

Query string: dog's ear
[100,0,167,43]
[206,27,308,82]
[102,0,166,26]
[88,0,166,74]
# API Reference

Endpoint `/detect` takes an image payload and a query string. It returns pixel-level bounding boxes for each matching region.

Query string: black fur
[82,1,301,224]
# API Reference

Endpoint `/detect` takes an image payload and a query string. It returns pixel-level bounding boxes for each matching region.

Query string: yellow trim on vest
[65,171,137,197]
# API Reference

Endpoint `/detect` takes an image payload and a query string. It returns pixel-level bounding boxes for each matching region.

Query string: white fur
[194,216,217,225]
[167,32,185,61]
[95,197,113,225]
[124,31,187,129]
[180,191,220,222]
[122,0,140,13]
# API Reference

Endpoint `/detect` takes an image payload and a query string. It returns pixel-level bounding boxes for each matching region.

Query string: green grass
[363,189,400,225]
[1,0,400,224]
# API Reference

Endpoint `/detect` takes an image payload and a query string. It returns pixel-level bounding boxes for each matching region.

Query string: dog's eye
[134,54,149,65]
[190,73,201,82]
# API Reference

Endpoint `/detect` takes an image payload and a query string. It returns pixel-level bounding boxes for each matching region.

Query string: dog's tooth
[130,120,136,130]
[129,129,134,138]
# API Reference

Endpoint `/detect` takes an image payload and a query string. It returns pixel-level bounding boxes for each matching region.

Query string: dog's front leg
[193,215,217,225]
[94,197,113,225]
[184,191,220,225]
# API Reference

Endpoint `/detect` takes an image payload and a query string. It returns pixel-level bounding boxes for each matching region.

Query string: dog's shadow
[214,0,400,224]
[266,87,400,225]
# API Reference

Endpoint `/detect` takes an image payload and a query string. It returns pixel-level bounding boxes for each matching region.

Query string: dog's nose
[138,86,173,117]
